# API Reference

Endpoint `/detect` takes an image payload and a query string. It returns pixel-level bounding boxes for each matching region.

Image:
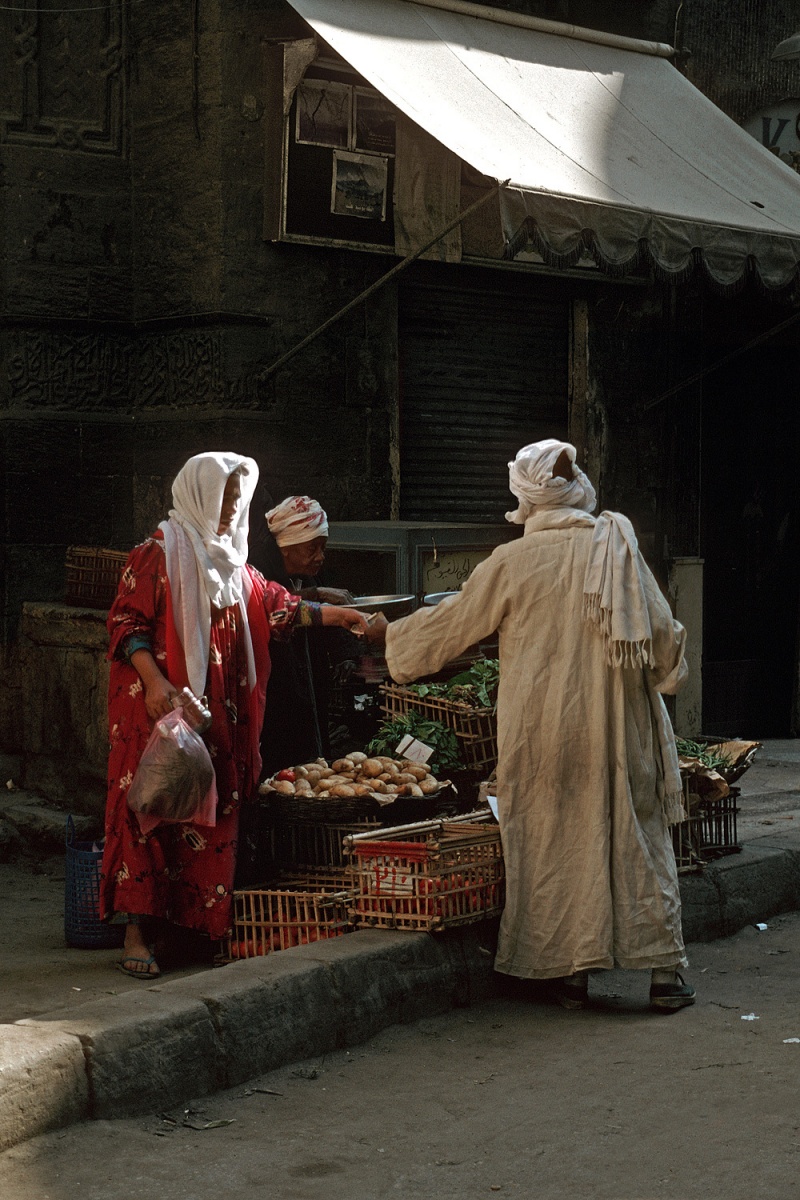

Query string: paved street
[3,911,799,1200]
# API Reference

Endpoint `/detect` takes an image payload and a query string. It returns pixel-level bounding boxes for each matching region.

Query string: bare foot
[119,924,161,978]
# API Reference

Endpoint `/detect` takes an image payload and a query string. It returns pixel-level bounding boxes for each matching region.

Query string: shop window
[277,62,397,249]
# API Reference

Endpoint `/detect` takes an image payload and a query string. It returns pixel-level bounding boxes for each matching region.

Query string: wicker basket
[346,813,505,932]
[64,817,124,949]
[671,781,740,872]
[379,683,497,771]
[220,871,356,962]
[260,785,460,827]
[65,545,129,610]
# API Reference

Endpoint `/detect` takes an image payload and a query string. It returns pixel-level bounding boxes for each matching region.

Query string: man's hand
[316,587,355,605]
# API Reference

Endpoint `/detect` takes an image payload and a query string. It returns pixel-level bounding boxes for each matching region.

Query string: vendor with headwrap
[100,454,369,978]
[248,495,355,776]
[368,439,694,1012]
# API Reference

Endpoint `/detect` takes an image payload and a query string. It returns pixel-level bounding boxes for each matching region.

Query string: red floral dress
[99,533,303,939]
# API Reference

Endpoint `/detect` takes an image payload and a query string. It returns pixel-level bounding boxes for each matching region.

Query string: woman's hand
[129,649,179,721]
[319,605,372,637]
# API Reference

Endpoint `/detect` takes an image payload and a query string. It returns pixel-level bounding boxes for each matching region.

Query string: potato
[349,751,368,764]
[395,772,418,784]
[305,771,321,788]
[330,784,356,798]
[272,779,295,795]
[361,758,385,778]
[300,762,323,773]
[402,764,429,781]
[377,772,392,782]
[313,780,331,794]
[351,784,373,797]
[382,783,398,794]
[376,756,397,768]
[316,790,331,799]
[294,780,313,795]
[370,779,388,794]
[419,778,440,795]
[317,767,335,779]
[294,765,309,779]
[381,762,400,777]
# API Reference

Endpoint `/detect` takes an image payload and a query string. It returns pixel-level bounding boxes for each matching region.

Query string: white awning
[286,0,800,290]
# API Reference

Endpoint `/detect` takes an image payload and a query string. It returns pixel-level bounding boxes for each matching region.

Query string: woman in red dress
[100,452,369,978]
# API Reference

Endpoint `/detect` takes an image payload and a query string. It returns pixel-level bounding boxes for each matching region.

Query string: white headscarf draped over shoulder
[505,438,597,523]
[159,452,259,697]
[266,496,329,547]
[505,437,684,822]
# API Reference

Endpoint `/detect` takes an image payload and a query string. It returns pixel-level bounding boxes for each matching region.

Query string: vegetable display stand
[345,812,504,932]
[221,871,356,962]
[271,815,382,870]
[64,817,124,949]
[379,683,497,771]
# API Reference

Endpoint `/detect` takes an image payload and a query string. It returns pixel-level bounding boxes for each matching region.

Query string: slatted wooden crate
[346,813,504,932]
[221,871,356,962]
[379,683,497,770]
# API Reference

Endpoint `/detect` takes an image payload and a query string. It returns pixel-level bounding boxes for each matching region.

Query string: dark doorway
[701,296,800,737]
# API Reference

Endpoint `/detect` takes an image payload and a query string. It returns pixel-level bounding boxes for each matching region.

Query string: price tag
[394,735,434,764]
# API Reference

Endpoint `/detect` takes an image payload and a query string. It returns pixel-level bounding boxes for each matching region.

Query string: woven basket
[379,683,498,771]
[65,545,129,610]
[64,817,124,949]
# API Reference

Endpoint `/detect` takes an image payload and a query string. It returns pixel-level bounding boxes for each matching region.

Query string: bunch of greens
[675,738,733,772]
[366,710,463,774]
[404,658,499,711]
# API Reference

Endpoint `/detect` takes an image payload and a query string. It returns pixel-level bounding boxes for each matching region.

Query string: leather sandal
[550,974,589,1011]
[649,972,695,1011]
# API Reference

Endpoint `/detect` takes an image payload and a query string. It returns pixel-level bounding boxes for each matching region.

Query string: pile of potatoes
[260,752,443,799]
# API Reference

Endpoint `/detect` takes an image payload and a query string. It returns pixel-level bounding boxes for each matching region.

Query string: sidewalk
[1,742,799,1153]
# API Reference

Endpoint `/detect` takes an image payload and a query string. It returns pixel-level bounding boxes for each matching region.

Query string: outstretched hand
[320,605,372,637]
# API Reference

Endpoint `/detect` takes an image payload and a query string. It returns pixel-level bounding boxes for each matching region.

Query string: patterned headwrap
[266,496,329,547]
[506,439,597,524]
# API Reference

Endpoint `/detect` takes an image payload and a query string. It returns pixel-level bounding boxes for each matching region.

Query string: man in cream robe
[381,440,694,1011]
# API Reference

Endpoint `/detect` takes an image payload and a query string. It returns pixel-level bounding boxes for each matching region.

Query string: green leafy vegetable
[366,710,463,774]
[404,658,499,711]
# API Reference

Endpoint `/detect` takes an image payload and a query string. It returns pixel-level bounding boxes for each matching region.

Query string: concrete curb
[2,923,499,1151]
[1,820,799,1153]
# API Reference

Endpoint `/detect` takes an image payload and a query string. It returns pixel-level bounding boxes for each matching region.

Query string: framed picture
[354,87,396,155]
[331,150,389,221]
[295,78,351,148]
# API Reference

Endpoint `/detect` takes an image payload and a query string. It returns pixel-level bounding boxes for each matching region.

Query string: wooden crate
[379,683,497,771]
[346,813,504,932]
[221,871,356,962]
[65,545,129,610]
[271,817,381,870]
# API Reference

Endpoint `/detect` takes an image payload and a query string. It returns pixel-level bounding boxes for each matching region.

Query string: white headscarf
[266,495,329,547]
[159,452,259,697]
[506,438,683,821]
[506,439,597,523]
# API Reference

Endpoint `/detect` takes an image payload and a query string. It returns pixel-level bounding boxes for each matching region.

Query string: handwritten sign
[420,549,491,594]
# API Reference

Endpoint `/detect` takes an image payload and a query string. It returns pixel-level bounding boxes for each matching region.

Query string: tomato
[276,768,296,782]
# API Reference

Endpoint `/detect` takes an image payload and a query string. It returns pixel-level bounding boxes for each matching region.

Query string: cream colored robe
[385,512,688,979]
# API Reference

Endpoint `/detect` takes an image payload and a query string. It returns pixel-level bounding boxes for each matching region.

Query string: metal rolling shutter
[399,280,569,522]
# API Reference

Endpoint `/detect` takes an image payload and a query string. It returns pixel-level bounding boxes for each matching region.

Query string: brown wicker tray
[65,545,129,610]
[379,683,498,771]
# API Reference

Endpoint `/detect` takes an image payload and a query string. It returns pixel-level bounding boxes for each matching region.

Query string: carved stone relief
[0,0,126,155]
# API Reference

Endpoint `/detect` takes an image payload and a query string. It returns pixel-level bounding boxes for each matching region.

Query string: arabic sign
[419,549,491,593]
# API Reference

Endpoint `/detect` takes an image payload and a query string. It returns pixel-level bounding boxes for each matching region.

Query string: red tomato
[276,768,296,782]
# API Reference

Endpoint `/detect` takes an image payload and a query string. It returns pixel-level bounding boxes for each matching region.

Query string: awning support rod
[260,182,506,381]
[642,307,800,412]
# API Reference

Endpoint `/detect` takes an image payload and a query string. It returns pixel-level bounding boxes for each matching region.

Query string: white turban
[266,496,329,547]
[506,439,597,524]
